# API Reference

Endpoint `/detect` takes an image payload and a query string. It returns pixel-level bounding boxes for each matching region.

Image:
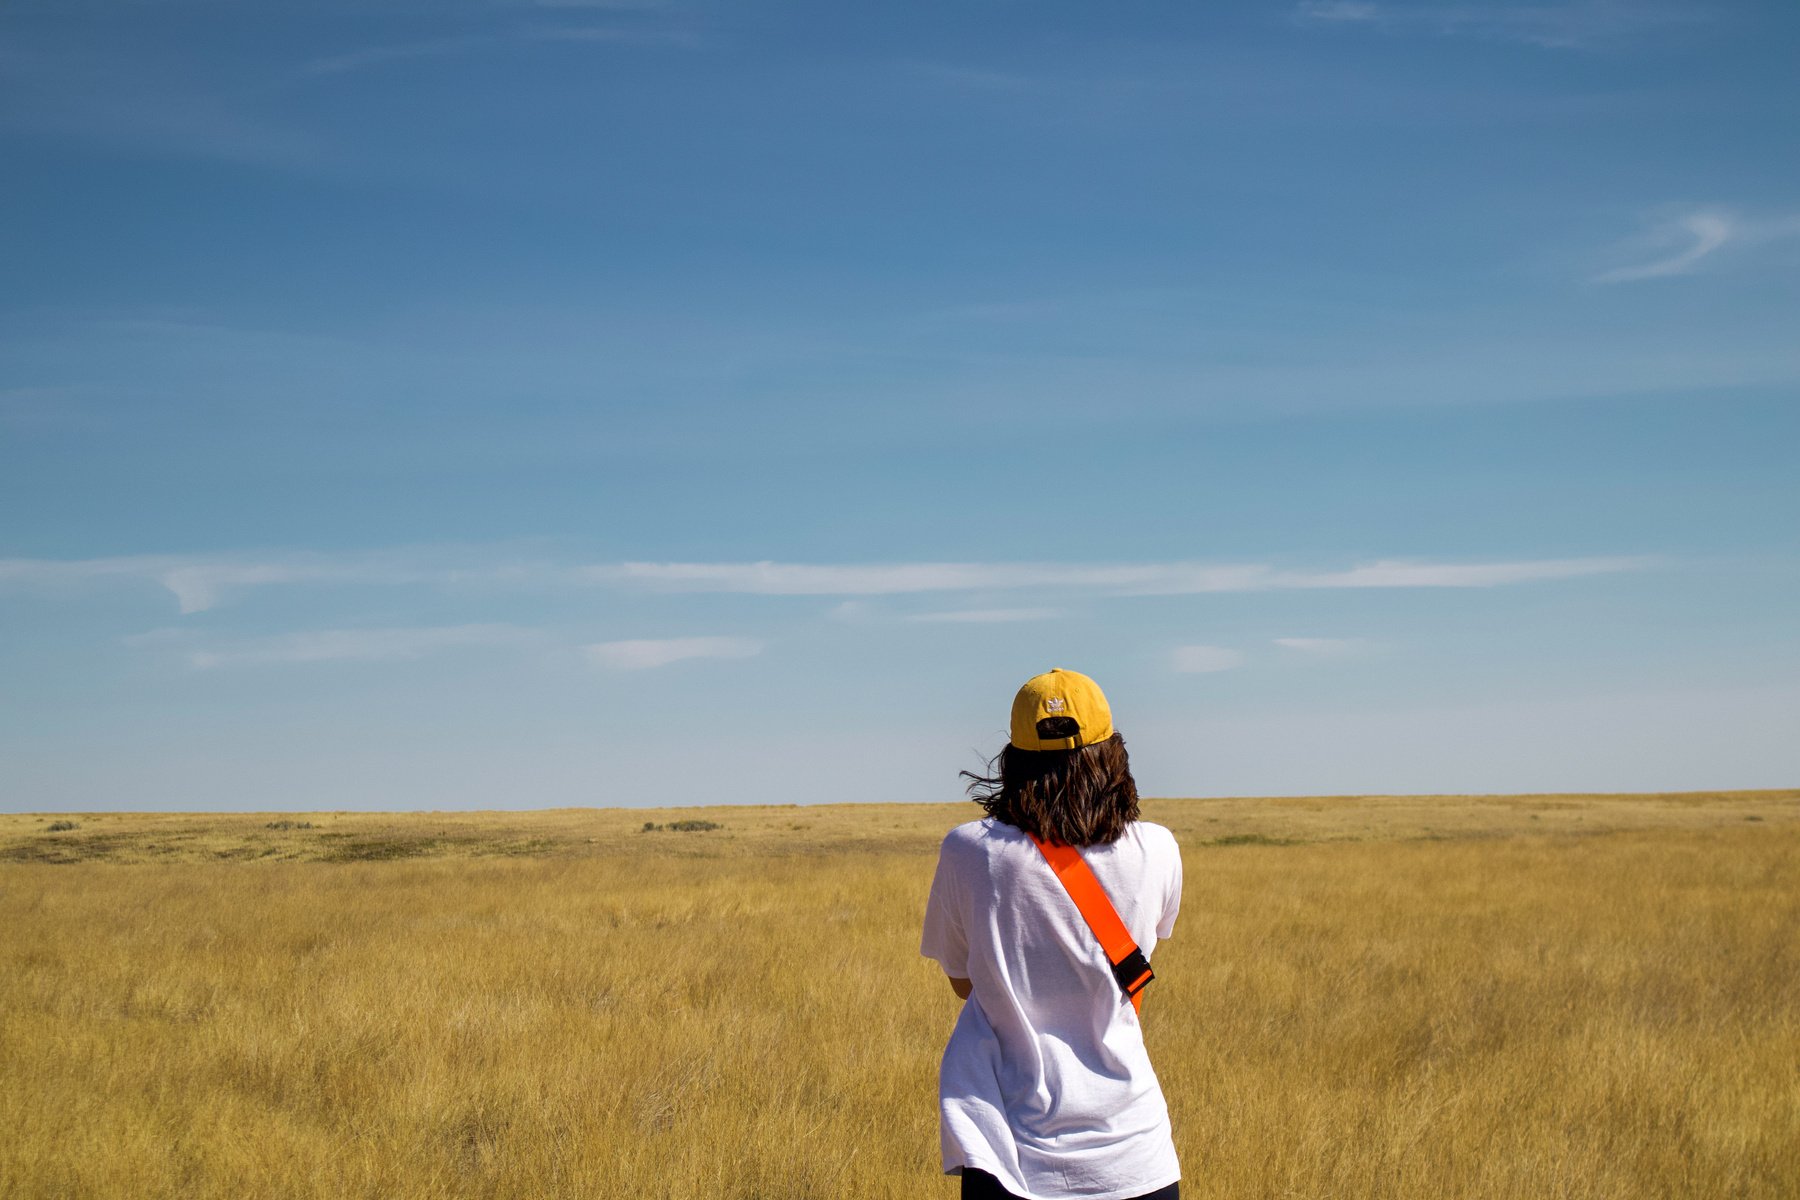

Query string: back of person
[925,818,1182,1198]
[922,669,1184,1200]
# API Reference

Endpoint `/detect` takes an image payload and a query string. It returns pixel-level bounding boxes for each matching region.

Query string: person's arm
[1157,829,1184,941]
[922,833,973,998]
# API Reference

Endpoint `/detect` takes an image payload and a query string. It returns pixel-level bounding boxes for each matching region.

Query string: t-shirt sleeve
[920,834,970,977]
[1156,832,1183,941]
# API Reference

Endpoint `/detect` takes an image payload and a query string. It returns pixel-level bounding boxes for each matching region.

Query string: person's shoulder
[941,817,1024,858]
[940,818,993,851]
[936,820,999,883]
[1130,820,1181,854]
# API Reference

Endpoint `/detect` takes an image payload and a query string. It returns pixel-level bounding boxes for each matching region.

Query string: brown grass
[2,790,1796,1198]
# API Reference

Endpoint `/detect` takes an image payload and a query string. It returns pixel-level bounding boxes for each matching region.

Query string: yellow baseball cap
[1010,668,1115,751]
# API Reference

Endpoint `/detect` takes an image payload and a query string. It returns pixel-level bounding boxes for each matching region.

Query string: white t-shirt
[920,818,1183,1200]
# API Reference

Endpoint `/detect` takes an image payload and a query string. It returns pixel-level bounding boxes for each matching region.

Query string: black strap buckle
[1111,947,1154,998]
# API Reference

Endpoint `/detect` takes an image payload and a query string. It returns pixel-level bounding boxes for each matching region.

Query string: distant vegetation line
[2,789,1794,865]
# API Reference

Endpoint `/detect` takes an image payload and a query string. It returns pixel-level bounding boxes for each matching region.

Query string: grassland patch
[1,800,1794,1199]
[315,837,443,863]
[0,831,133,864]
[1208,832,1297,847]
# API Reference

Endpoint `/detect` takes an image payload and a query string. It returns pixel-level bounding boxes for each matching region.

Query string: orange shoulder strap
[1027,832,1154,1013]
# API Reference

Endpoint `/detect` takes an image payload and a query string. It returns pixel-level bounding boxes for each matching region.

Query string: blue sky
[3,0,1797,810]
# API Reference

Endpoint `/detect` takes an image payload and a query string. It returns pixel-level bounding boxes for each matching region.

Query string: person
[921,668,1183,1200]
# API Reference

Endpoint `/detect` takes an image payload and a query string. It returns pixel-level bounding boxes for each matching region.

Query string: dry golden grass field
[3,791,1797,1199]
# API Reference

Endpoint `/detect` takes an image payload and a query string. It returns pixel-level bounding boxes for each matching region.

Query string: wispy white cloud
[300,36,492,78]
[583,636,764,670]
[825,600,874,624]
[1274,636,1384,656]
[1171,645,1245,673]
[1594,207,1800,284]
[296,21,695,79]
[521,25,700,46]
[0,43,323,171]
[0,554,439,614]
[0,550,1658,612]
[1278,557,1649,589]
[826,601,1063,624]
[0,549,543,613]
[595,561,1071,595]
[155,563,364,615]
[1595,209,1733,282]
[1293,1,1706,49]
[605,555,1654,595]
[1296,1,1380,22]
[904,607,1064,624]
[124,622,767,672]
[529,0,671,9]
[129,623,541,669]
[1,556,199,606]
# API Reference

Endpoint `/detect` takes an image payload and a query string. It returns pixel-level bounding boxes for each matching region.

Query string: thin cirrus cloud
[296,24,697,78]
[0,553,432,613]
[1171,645,1245,674]
[1595,210,1734,283]
[1293,1,1381,21]
[299,35,491,78]
[903,608,1064,624]
[127,623,541,670]
[120,624,762,672]
[0,38,326,172]
[0,551,1659,612]
[1174,637,1381,673]
[1291,1,1705,49]
[1273,636,1383,656]
[583,636,764,671]
[1594,208,1800,284]
[531,0,675,9]
[598,555,1654,596]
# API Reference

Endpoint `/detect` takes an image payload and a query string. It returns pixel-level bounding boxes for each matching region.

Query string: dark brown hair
[962,733,1140,846]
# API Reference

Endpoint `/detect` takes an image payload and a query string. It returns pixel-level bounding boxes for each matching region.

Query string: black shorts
[960,1167,1179,1200]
